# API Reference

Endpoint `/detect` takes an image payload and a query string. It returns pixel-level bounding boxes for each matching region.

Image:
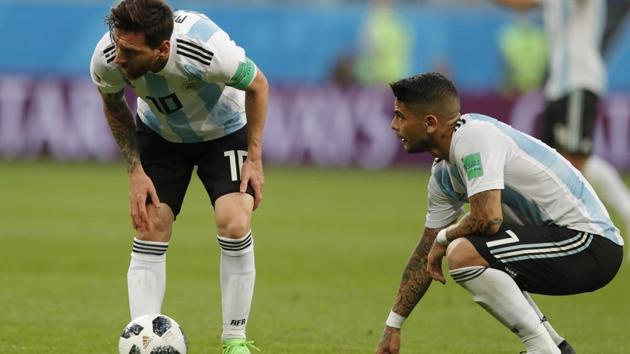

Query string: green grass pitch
[1,161,629,353]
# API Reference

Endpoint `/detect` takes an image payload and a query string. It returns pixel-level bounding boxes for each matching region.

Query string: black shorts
[466,224,622,295]
[542,89,599,155]
[136,119,254,217]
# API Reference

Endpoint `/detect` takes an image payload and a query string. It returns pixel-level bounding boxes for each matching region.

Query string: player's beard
[405,137,431,154]
[124,55,163,80]
[122,64,150,80]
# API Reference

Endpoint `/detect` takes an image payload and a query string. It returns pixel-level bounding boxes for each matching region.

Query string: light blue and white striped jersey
[425,113,623,246]
[542,0,606,99]
[90,10,257,143]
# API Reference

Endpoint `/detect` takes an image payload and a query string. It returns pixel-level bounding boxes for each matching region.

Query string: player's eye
[119,48,138,57]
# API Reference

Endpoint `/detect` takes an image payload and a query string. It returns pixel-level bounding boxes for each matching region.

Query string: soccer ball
[118,314,188,354]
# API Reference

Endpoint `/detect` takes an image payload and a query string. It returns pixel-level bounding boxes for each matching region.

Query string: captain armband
[226,58,257,90]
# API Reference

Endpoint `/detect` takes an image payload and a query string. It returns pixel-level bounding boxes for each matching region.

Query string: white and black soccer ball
[118,314,188,354]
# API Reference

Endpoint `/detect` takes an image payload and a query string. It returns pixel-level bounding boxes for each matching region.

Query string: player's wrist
[385,310,407,328]
[127,164,145,177]
[436,227,452,246]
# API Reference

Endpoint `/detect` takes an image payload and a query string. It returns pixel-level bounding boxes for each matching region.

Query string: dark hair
[106,0,174,49]
[390,72,459,106]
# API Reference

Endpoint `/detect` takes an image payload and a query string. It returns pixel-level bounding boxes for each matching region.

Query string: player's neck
[151,54,169,73]
[431,128,454,162]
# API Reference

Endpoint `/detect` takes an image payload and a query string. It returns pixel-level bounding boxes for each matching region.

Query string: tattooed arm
[444,189,503,242]
[425,189,502,284]
[98,88,160,231]
[99,89,140,173]
[391,227,440,316]
[375,226,444,354]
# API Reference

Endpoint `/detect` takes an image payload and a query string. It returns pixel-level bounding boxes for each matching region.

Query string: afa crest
[181,79,197,90]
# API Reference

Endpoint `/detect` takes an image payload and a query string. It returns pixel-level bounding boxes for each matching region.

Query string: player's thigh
[196,126,254,207]
[542,90,598,155]
[466,224,622,295]
[137,119,194,217]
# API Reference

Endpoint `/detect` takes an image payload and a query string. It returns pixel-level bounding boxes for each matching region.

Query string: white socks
[450,267,560,354]
[217,231,256,341]
[522,291,564,346]
[126,232,256,341]
[127,238,169,320]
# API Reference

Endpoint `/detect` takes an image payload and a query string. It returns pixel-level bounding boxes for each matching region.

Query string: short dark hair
[390,72,459,107]
[106,0,174,49]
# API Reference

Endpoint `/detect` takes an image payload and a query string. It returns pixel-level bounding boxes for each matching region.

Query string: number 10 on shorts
[224,150,248,181]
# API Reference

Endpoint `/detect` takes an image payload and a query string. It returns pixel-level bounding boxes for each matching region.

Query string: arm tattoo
[101,90,140,173]
[392,228,438,316]
[449,190,503,240]
[455,212,502,236]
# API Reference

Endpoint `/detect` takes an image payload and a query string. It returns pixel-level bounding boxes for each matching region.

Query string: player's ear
[158,40,170,56]
[425,115,438,134]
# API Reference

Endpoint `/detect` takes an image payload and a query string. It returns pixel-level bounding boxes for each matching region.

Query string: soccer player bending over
[90,1,268,353]
[376,73,623,354]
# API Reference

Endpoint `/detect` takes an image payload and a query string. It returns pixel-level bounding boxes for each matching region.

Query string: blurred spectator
[330,53,359,89]
[498,15,547,94]
[602,0,630,54]
[355,0,412,84]
[499,0,630,254]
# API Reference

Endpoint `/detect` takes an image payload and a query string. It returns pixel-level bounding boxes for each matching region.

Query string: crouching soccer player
[90,1,268,352]
[375,73,623,354]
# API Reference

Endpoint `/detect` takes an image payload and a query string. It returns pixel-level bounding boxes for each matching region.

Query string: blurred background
[2,1,630,353]
[0,0,629,168]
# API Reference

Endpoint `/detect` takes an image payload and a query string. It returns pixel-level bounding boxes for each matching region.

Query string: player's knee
[216,218,251,238]
[137,206,173,242]
[446,238,487,270]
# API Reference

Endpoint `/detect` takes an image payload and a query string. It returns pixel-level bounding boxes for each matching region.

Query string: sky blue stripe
[197,83,246,135]
[490,232,584,254]
[502,185,549,226]
[449,162,464,190]
[500,235,592,263]
[144,72,202,142]
[140,109,163,133]
[435,165,466,202]
[187,16,220,41]
[196,81,227,133]
[466,114,619,244]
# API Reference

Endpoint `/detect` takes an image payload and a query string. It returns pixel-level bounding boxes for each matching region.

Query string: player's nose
[390,116,398,130]
[114,53,127,67]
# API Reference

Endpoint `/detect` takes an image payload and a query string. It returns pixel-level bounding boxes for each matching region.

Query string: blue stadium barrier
[0,2,629,90]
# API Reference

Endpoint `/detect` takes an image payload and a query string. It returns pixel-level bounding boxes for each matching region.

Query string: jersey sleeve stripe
[176,50,211,65]
[103,44,115,54]
[177,42,214,61]
[177,39,214,56]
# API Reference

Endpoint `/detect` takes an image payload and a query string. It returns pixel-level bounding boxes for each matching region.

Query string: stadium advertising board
[1,76,629,169]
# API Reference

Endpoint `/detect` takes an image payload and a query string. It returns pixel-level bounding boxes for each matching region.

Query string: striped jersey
[541,0,606,99]
[425,113,622,246]
[90,10,257,143]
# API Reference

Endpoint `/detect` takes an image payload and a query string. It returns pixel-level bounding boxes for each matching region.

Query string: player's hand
[240,157,264,210]
[128,168,160,232]
[427,241,447,284]
[375,326,401,354]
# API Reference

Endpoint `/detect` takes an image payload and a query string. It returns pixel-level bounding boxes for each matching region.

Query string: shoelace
[223,340,261,352]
